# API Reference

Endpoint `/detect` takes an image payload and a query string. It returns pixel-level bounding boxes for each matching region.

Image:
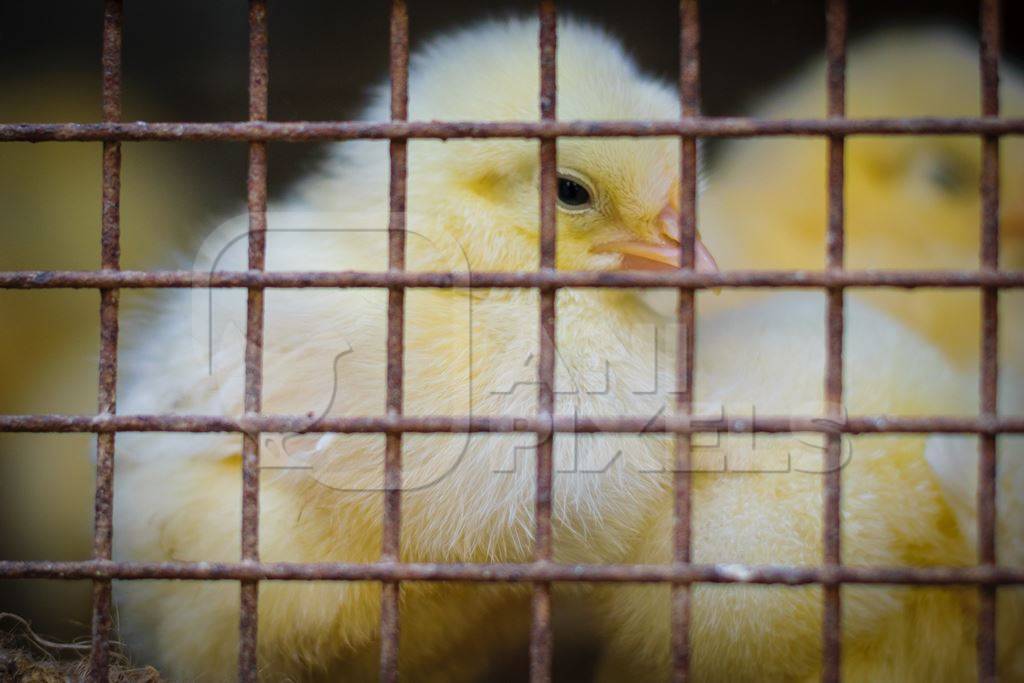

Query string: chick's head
[375,18,715,274]
[841,28,1024,271]
[696,27,1024,366]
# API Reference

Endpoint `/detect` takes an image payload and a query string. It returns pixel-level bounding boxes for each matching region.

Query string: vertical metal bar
[239,1,268,680]
[822,1,847,681]
[531,2,557,682]
[671,2,700,682]
[380,1,409,681]
[978,1,1001,681]
[88,1,123,679]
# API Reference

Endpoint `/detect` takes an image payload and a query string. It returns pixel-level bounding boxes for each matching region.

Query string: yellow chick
[113,17,714,681]
[594,293,1024,682]
[595,27,1024,682]
[700,27,1024,371]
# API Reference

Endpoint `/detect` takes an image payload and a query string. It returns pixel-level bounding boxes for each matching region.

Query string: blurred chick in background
[596,27,1024,682]
[595,294,1024,682]
[700,27,1024,373]
[0,72,209,641]
[113,18,714,681]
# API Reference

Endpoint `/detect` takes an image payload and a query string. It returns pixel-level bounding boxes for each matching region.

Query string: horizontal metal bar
[1,560,1021,585]
[2,270,1022,290]
[2,118,1023,143]
[1,413,1020,434]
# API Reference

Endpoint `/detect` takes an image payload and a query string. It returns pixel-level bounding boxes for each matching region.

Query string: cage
[0,0,1022,681]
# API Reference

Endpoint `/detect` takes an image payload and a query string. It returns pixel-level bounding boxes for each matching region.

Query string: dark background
[0,0,1021,675]
[3,0,1022,218]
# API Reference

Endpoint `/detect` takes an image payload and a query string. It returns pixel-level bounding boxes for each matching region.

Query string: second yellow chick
[595,293,1024,682]
[701,27,1024,373]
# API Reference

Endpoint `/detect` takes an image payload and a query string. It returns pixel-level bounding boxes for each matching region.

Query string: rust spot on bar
[530,3,557,682]
[380,2,409,681]
[89,1,123,679]
[822,1,847,681]
[239,1,269,680]
[978,1,1001,680]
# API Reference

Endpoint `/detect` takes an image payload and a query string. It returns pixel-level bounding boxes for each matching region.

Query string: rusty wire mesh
[0,0,1022,681]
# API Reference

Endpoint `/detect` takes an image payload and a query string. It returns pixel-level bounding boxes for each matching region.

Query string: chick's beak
[591,203,719,273]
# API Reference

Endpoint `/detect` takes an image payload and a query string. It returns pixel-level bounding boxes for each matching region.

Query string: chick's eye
[926,157,969,194]
[557,176,592,209]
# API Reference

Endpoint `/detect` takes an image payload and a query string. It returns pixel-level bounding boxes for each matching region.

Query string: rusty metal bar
[3,560,1024,586]
[3,269,1024,290]
[379,2,409,680]
[238,1,268,679]
[88,1,122,679]
[672,2,699,681]
[822,1,847,681]
[531,4,557,681]
[978,1,1001,680]
[3,413,1022,435]
[4,117,1024,142]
